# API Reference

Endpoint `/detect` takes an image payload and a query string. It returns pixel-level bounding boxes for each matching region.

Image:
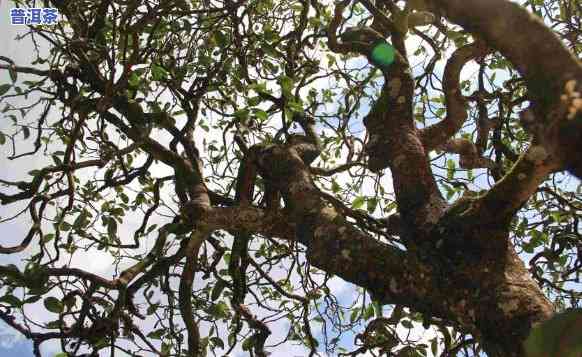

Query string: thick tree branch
[423,0,582,178]
[424,0,581,106]
[462,143,561,227]
[228,148,259,326]
[359,0,397,35]
[244,141,447,314]
[234,304,271,357]
[440,138,496,170]
[327,0,371,55]
[362,64,447,233]
[206,199,437,315]
[179,231,207,357]
[420,41,491,150]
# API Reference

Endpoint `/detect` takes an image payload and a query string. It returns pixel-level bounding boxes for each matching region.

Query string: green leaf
[228,332,236,347]
[213,31,228,48]
[247,96,260,106]
[559,3,566,21]
[0,84,11,96]
[146,303,159,315]
[60,222,71,231]
[9,65,18,82]
[401,319,414,329]
[73,210,89,230]
[63,295,76,310]
[128,72,141,88]
[446,159,455,180]
[213,301,230,319]
[94,338,109,349]
[249,82,269,94]
[54,353,69,357]
[234,108,250,121]
[287,99,303,113]
[444,183,455,201]
[431,338,438,356]
[363,303,375,320]
[350,307,360,323]
[151,64,168,81]
[52,155,62,165]
[107,218,118,240]
[119,192,129,204]
[0,294,22,307]
[46,320,61,329]
[41,233,55,244]
[147,328,165,340]
[0,132,6,145]
[279,75,294,98]
[162,341,171,356]
[254,109,268,121]
[467,168,474,180]
[24,295,42,304]
[373,300,383,317]
[431,95,445,104]
[242,336,255,351]
[524,309,582,357]
[367,197,378,213]
[44,297,63,314]
[352,196,366,210]
[210,336,225,349]
[211,280,227,301]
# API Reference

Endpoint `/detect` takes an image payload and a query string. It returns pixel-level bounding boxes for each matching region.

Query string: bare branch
[420,41,491,151]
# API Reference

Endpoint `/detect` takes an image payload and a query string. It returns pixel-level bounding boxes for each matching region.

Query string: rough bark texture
[423,0,582,179]
[189,127,556,356]
[320,0,577,355]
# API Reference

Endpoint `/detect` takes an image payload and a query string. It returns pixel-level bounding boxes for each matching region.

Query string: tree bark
[200,133,555,356]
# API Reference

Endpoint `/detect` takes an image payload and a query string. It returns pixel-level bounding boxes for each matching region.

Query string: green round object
[370,40,396,69]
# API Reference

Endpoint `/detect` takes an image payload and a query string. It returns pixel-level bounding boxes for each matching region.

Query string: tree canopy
[0,0,581,356]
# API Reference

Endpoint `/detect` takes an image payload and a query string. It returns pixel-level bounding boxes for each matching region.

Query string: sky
[0,2,55,355]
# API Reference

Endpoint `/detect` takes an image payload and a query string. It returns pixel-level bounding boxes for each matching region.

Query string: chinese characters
[10,8,59,25]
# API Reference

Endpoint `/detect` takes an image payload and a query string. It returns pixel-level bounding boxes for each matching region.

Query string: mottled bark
[422,0,582,178]
[420,42,491,151]
[322,1,568,355]
[197,137,554,357]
